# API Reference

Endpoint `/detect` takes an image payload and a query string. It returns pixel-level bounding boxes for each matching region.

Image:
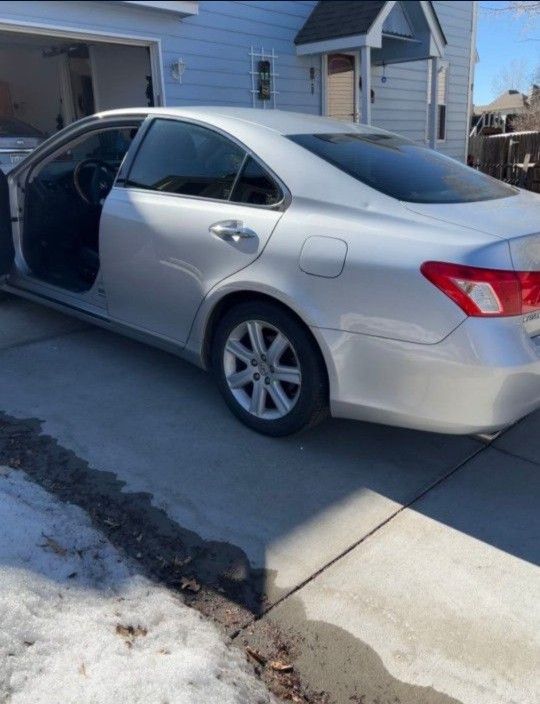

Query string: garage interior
[0,30,154,137]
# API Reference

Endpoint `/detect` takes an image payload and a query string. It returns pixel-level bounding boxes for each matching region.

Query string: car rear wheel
[212,301,328,436]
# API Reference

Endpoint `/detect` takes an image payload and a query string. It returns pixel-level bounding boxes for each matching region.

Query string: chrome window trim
[122,115,291,212]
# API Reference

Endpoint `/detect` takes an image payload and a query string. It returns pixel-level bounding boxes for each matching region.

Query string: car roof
[94,106,389,136]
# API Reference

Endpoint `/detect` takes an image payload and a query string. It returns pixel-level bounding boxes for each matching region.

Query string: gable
[382,2,413,38]
[294,1,386,46]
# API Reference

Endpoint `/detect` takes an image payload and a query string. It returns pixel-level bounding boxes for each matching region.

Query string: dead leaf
[270,660,293,673]
[179,576,201,593]
[173,555,192,568]
[40,534,67,556]
[245,646,267,666]
[79,662,87,677]
[115,623,148,639]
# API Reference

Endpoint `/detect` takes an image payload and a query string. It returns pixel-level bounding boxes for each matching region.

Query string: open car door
[0,169,14,281]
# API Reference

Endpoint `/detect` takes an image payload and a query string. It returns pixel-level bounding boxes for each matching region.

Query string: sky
[474,2,540,106]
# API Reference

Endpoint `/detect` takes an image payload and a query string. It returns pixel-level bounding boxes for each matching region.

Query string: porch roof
[294,1,446,59]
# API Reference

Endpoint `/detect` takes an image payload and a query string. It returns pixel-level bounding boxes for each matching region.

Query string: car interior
[22,124,140,293]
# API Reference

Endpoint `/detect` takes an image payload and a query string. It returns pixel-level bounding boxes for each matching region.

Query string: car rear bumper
[315,316,540,434]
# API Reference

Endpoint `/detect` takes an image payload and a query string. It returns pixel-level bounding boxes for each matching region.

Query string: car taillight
[421,261,540,317]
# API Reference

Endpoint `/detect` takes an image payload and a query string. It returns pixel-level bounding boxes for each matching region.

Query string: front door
[326,53,358,122]
[0,169,14,280]
[100,117,285,344]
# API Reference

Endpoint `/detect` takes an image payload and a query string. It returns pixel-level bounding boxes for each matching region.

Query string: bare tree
[491,58,532,96]
[514,84,540,130]
[506,1,540,16]
[481,1,540,33]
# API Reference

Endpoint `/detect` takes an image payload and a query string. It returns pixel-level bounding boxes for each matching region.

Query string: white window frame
[426,59,449,143]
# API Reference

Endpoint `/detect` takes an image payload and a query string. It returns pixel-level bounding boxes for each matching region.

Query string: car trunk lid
[405,189,540,338]
[403,189,540,240]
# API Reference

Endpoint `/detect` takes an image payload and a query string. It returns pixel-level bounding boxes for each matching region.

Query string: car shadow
[0,313,537,612]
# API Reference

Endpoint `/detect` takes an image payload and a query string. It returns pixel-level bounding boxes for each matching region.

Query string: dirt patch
[242,599,463,704]
[0,412,327,703]
[0,413,271,622]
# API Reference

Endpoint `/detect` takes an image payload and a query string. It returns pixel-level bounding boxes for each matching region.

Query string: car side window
[230,156,282,206]
[126,119,245,201]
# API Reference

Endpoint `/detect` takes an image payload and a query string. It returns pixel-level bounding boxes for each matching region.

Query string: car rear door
[99,117,286,344]
[0,169,14,280]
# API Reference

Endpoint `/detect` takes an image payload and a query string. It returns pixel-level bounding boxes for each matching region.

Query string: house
[0,1,476,161]
[472,87,535,135]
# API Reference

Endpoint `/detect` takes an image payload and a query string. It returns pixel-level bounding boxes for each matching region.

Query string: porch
[295,0,447,148]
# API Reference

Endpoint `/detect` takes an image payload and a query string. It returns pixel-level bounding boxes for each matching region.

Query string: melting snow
[0,467,274,704]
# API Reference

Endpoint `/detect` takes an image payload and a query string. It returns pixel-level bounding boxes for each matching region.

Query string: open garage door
[0,30,155,141]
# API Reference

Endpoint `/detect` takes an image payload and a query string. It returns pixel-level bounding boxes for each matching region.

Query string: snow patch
[0,467,274,704]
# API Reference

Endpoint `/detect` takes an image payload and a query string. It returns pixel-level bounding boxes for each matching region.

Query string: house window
[427,62,448,141]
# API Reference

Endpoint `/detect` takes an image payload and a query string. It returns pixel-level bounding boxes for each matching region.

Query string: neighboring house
[472,88,531,136]
[0,0,476,161]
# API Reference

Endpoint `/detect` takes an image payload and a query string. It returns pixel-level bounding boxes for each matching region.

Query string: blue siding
[0,0,320,113]
[0,0,473,156]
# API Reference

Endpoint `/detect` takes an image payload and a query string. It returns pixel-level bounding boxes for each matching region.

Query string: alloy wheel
[223,320,302,419]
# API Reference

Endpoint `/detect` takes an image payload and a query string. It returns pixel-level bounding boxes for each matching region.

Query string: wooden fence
[468,132,540,193]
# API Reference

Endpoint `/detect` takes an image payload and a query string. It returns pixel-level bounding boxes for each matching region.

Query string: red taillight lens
[421,261,540,317]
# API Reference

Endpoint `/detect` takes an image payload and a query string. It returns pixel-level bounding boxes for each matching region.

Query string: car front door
[0,169,14,282]
[99,117,286,344]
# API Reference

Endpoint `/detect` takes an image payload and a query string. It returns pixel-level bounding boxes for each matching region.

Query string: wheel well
[203,291,329,388]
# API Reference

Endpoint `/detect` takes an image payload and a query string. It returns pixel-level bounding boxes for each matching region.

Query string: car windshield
[288,132,516,204]
[0,117,44,138]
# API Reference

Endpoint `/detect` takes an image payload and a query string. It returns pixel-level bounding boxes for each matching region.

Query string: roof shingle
[294,0,386,46]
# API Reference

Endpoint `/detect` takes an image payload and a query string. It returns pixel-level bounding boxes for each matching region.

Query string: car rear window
[288,132,516,204]
[0,117,44,138]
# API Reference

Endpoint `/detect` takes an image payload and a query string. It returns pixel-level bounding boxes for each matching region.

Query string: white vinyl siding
[371,1,474,161]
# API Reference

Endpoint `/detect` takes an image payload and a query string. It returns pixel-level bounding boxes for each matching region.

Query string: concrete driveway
[0,293,538,704]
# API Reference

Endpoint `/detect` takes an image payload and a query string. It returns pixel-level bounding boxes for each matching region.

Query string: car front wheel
[212,301,328,436]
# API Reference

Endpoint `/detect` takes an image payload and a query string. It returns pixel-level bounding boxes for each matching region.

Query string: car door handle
[209,220,257,242]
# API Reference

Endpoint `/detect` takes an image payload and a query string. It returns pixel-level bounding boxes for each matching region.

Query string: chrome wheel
[223,320,302,419]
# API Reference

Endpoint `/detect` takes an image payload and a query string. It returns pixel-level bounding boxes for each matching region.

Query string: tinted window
[231,157,282,206]
[127,119,245,200]
[288,133,516,204]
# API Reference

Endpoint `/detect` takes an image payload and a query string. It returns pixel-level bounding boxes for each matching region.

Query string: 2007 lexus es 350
[1,107,539,436]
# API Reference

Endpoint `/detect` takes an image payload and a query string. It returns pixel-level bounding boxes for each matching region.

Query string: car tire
[212,301,328,436]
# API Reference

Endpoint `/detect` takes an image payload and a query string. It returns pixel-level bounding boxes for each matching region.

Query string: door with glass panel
[99,117,285,343]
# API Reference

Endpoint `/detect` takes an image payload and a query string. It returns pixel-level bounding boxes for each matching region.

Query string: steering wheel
[73,158,117,206]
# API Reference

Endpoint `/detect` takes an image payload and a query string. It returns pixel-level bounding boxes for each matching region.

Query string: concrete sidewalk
[0,295,538,704]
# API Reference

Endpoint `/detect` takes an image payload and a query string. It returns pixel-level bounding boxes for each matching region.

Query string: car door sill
[2,282,196,365]
[3,282,110,324]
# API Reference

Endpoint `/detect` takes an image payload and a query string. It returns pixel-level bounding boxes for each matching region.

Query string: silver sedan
[1,107,540,436]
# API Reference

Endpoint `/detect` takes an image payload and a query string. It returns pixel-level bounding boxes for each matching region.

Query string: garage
[0,26,159,169]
